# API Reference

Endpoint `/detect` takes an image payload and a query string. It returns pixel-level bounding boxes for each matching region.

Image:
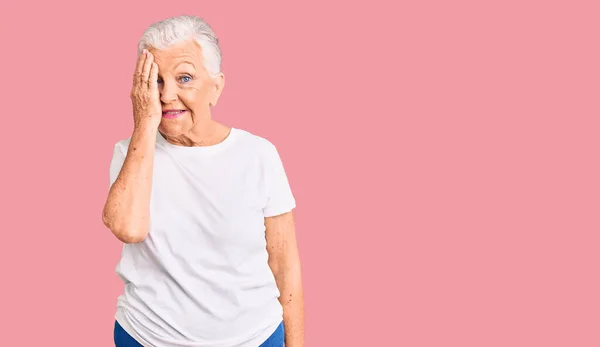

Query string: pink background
[1,0,598,346]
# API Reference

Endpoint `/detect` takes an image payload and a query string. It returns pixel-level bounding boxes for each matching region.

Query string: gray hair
[137,15,222,76]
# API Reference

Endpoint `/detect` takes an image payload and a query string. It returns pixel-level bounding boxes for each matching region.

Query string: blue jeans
[114,320,284,346]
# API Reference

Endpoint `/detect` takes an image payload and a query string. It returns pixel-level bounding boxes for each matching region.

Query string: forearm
[102,124,157,243]
[276,264,305,347]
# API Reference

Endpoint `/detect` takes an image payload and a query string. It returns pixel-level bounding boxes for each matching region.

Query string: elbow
[117,231,148,244]
[110,224,148,244]
[102,209,148,244]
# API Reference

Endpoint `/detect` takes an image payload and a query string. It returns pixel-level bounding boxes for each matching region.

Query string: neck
[162,120,231,147]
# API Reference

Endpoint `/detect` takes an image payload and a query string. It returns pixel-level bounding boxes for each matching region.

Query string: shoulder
[232,127,280,157]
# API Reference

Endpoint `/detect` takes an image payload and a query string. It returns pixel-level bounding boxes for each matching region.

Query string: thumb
[149,63,159,90]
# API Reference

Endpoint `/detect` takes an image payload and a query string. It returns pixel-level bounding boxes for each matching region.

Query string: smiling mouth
[162,110,186,119]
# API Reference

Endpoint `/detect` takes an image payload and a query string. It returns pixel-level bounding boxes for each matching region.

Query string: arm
[102,49,162,244]
[102,125,157,243]
[265,211,305,347]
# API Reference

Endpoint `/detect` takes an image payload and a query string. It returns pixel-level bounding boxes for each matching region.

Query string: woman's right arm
[102,49,162,243]
[102,125,157,243]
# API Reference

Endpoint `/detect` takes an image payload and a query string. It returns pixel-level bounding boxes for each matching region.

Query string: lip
[162,110,186,119]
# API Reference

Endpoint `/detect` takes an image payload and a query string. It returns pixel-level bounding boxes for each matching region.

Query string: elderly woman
[102,15,304,347]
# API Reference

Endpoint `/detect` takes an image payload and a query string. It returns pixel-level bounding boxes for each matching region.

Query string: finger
[134,49,147,81]
[141,52,154,83]
[149,62,159,90]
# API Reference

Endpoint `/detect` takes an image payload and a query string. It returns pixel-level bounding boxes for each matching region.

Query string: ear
[210,72,225,107]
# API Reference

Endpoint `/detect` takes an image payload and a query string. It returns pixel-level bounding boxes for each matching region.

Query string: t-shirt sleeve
[109,142,126,188]
[262,142,296,217]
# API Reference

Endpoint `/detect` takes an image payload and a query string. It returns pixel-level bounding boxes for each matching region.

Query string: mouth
[162,109,186,119]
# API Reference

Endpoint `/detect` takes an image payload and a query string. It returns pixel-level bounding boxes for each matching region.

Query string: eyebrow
[176,61,196,69]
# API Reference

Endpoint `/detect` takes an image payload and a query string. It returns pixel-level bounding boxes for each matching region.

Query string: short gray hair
[137,15,222,76]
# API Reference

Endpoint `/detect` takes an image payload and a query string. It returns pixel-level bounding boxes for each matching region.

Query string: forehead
[150,40,203,69]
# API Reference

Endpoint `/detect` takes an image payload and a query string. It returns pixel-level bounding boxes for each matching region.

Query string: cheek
[181,85,212,107]
[176,88,196,108]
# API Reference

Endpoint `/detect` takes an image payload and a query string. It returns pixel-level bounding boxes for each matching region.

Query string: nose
[159,81,178,104]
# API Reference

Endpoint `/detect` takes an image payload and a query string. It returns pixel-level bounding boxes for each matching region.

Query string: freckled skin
[265,212,305,346]
[148,40,228,147]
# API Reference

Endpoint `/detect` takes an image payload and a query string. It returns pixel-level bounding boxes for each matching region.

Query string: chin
[159,119,187,136]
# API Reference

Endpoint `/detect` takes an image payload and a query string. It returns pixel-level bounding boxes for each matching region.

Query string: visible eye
[179,75,192,83]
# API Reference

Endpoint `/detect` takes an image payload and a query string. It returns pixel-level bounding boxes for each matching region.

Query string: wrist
[130,123,158,150]
[133,121,159,136]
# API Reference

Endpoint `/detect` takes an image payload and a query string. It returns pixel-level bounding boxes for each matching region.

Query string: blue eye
[155,76,191,84]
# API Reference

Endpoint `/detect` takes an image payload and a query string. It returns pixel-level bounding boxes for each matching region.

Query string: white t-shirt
[108,127,296,347]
